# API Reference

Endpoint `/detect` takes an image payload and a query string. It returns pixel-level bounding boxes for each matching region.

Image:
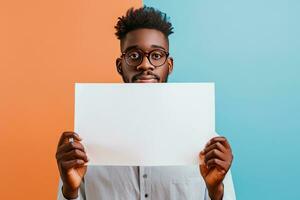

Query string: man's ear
[116,58,123,75]
[167,57,174,75]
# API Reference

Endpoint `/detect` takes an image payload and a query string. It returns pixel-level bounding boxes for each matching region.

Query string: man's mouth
[133,75,159,83]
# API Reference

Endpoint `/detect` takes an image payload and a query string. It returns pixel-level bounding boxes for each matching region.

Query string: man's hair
[115,6,174,40]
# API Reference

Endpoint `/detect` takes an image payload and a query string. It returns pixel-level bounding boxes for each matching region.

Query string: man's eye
[151,53,163,60]
[128,52,140,60]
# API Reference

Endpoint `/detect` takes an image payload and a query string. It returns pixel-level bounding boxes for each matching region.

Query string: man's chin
[133,78,159,83]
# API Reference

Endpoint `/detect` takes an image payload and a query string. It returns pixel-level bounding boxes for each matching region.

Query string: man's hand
[199,136,233,200]
[55,131,89,199]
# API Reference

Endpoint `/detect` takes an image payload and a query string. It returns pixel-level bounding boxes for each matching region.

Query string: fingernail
[68,137,74,143]
[205,141,210,147]
[75,133,82,140]
[79,160,84,164]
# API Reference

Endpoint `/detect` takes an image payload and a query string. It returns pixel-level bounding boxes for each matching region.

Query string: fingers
[56,148,89,162]
[199,136,233,173]
[204,149,226,163]
[206,159,228,173]
[199,162,208,177]
[199,151,205,165]
[200,148,227,170]
[57,141,85,155]
[57,131,82,147]
[61,159,86,170]
[56,132,89,168]
[205,136,231,151]
[204,141,227,154]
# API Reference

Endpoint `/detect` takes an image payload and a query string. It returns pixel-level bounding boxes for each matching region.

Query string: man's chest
[84,166,207,200]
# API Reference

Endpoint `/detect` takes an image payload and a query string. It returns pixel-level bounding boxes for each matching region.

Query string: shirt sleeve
[57,179,82,200]
[204,170,236,200]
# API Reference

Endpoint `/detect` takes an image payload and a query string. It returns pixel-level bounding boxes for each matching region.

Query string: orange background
[0,0,141,199]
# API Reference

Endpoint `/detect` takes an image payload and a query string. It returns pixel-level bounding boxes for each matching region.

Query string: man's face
[116,28,173,83]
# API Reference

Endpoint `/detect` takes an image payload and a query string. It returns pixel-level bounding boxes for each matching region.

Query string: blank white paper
[74,83,216,166]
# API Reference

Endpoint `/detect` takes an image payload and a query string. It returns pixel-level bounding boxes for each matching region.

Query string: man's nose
[136,55,155,71]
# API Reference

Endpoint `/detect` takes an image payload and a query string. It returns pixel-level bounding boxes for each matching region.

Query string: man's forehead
[121,28,169,52]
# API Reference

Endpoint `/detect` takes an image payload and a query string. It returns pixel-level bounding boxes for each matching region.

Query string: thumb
[199,151,208,177]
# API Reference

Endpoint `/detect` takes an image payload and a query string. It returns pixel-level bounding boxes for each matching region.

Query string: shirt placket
[139,166,151,200]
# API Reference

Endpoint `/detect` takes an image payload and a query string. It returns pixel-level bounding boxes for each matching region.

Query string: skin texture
[55,28,233,200]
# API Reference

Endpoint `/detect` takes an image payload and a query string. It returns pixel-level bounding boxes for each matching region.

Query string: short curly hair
[115,6,174,40]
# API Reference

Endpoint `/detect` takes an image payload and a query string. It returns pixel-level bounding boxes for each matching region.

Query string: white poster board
[75,83,216,166]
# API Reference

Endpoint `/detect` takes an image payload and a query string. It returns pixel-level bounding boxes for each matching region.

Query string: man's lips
[133,75,159,83]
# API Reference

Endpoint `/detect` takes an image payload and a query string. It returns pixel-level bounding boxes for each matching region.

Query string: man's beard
[122,71,168,83]
[132,71,160,82]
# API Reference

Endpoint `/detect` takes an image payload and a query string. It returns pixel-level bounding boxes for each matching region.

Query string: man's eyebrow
[123,45,138,53]
[123,45,167,53]
[151,45,166,50]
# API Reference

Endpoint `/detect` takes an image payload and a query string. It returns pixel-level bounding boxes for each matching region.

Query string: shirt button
[143,174,147,178]
[145,194,148,198]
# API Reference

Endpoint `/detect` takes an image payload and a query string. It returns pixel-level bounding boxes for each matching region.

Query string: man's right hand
[55,131,89,199]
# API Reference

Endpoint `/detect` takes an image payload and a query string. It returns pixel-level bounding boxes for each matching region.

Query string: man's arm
[204,170,236,200]
[57,178,83,200]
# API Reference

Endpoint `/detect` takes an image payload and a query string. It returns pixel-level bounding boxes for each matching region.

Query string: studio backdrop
[0,0,299,199]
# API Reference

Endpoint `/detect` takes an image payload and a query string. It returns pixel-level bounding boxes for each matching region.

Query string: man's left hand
[199,136,233,200]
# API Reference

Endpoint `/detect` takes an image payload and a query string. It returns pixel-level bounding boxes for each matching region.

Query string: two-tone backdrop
[0,0,299,199]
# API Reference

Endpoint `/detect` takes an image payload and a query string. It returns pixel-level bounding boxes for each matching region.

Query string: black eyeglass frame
[121,48,170,68]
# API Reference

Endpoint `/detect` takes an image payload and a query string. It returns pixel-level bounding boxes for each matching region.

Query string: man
[56,6,235,200]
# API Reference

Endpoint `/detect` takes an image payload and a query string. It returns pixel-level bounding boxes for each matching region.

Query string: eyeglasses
[121,48,169,68]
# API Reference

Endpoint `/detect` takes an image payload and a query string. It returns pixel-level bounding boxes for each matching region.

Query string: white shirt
[57,165,235,200]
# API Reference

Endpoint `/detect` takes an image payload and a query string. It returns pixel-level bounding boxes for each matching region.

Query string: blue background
[144,0,300,199]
